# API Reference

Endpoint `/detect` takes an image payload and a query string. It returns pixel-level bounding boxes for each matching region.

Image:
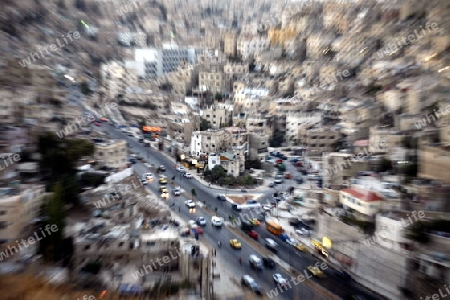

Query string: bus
[266,220,283,236]
[231,203,261,211]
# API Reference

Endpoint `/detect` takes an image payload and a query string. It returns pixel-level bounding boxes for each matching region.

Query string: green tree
[41,183,66,262]
[269,131,284,147]
[80,81,92,96]
[200,118,212,131]
[215,93,223,100]
[211,165,226,181]
[379,158,392,172]
[405,221,430,244]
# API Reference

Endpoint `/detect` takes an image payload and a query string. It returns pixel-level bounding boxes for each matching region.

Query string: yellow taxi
[249,218,261,226]
[229,239,242,250]
[307,266,325,278]
[159,176,168,184]
[294,243,307,252]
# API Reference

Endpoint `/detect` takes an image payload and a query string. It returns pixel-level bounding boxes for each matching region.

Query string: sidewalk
[157,149,270,193]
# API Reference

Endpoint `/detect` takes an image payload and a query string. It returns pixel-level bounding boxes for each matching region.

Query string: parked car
[176,167,186,173]
[183,172,193,178]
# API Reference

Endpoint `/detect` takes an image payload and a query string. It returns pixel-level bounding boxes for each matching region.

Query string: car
[230,239,242,249]
[265,238,278,252]
[211,216,223,227]
[249,218,261,226]
[248,230,258,239]
[172,188,181,196]
[196,217,207,226]
[158,165,166,172]
[262,257,275,268]
[144,173,154,181]
[286,238,298,246]
[159,186,168,193]
[307,266,325,278]
[295,228,312,236]
[94,122,101,127]
[269,182,275,188]
[290,158,299,163]
[187,220,197,228]
[257,213,266,221]
[176,167,186,173]
[183,172,193,178]
[294,243,307,251]
[241,220,254,232]
[216,195,227,201]
[263,204,272,211]
[241,275,262,295]
[185,200,196,208]
[160,191,169,199]
[192,226,204,234]
[273,273,288,286]
[159,177,168,184]
[274,175,284,184]
[246,200,257,204]
[289,217,302,226]
[285,172,292,179]
[141,179,147,185]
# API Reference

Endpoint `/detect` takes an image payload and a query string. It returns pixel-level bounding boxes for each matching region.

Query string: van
[249,255,263,270]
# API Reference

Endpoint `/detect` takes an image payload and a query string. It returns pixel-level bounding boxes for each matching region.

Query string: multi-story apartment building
[166,117,194,145]
[269,98,306,115]
[190,129,231,157]
[286,112,323,145]
[101,61,138,99]
[233,87,271,110]
[93,139,128,169]
[322,152,368,189]
[268,28,298,46]
[224,32,238,57]
[117,32,147,47]
[306,33,335,59]
[224,63,248,89]
[248,132,270,160]
[237,36,270,60]
[299,125,340,155]
[199,70,227,94]
[168,63,198,97]
[200,106,233,129]
[369,127,405,154]
[131,47,201,79]
[340,187,384,218]
[0,184,47,253]
[418,141,450,185]
[207,146,246,177]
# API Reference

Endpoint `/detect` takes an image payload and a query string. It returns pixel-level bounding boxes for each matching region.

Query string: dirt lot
[227,195,257,204]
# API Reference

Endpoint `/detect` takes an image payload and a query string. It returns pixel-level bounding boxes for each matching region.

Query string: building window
[84,245,90,250]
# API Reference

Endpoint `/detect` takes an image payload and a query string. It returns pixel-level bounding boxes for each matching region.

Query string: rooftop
[341,188,383,202]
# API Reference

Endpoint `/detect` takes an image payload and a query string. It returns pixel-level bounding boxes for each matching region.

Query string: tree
[40,183,66,262]
[200,118,212,131]
[269,131,284,147]
[211,165,226,181]
[405,221,430,244]
[379,158,392,172]
[80,81,92,96]
[215,93,223,100]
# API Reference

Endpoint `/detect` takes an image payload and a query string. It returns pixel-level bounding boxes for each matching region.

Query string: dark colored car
[216,195,227,201]
[241,220,254,232]
[248,230,258,239]
[262,257,275,268]
[158,165,166,172]
[289,218,302,226]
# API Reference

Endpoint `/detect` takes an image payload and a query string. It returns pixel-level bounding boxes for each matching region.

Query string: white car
[161,192,169,199]
[211,216,223,227]
[263,204,272,211]
[196,217,207,226]
[183,172,193,178]
[296,228,312,236]
[286,238,298,246]
[144,173,154,181]
[185,200,196,208]
[176,167,186,173]
[172,188,181,196]
[188,220,197,228]
[273,273,288,286]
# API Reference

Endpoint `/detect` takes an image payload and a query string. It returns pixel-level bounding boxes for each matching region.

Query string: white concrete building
[93,139,128,169]
[130,47,201,79]
[190,129,230,157]
[101,61,138,99]
[237,36,270,60]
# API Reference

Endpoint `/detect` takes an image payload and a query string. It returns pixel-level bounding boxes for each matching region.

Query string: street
[99,122,384,300]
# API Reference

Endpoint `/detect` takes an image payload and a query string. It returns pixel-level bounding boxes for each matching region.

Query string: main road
[98,122,384,300]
